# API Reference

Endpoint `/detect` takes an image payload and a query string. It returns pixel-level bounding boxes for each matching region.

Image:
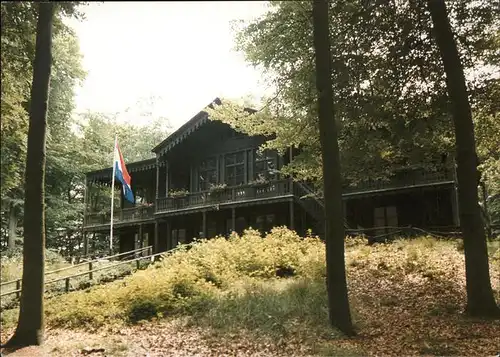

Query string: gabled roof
[152,98,222,156]
[86,97,259,181]
[152,98,258,157]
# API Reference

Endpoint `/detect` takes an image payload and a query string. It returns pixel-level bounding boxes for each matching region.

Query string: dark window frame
[254,149,277,181]
[225,151,246,186]
[198,156,217,191]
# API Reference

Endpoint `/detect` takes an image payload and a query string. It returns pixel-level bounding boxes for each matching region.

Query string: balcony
[83,169,455,229]
[156,179,292,213]
[84,205,155,227]
[342,168,455,196]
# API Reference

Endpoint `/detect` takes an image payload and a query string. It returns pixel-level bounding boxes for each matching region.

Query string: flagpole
[110,134,118,253]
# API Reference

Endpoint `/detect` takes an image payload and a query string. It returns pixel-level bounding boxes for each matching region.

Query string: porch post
[289,200,295,230]
[165,160,169,197]
[138,224,143,251]
[451,186,460,227]
[154,220,159,253]
[155,156,160,201]
[190,164,194,192]
[343,200,347,228]
[83,177,88,227]
[451,162,460,227]
[166,219,172,250]
[231,207,236,232]
[202,211,207,238]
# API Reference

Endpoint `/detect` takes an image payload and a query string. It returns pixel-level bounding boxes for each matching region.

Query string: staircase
[293,181,349,238]
[293,182,325,237]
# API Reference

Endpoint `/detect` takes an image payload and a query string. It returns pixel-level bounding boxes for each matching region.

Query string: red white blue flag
[114,141,134,203]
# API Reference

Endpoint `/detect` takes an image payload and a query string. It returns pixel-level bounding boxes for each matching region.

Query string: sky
[66,1,273,130]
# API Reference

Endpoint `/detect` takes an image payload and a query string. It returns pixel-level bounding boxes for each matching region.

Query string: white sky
[67,1,272,130]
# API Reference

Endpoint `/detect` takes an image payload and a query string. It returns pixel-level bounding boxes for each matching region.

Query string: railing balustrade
[156,179,292,213]
[85,204,155,226]
[84,169,454,226]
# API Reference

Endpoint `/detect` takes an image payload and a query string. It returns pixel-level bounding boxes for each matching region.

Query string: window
[374,206,398,235]
[254,149,276,180]
[225,151,245,186]
[199,157,217,191]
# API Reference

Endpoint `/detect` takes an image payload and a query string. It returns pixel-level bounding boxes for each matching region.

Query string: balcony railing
[156,179,292,213]
[342,168,455,195]
[84,205,155,227]
[83,169,455,227]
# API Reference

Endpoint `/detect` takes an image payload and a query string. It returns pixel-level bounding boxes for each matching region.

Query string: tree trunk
[428,0,500,317]
[8,202,17,249]
[311,0,355,335]
[3,2,55,348]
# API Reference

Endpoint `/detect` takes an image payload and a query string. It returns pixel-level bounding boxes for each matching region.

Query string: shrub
[127,300,158,323]
[7,228,496,337]
[41,227,325,329]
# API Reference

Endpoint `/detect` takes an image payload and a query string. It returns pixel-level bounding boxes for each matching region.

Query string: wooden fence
[0,245,154,299]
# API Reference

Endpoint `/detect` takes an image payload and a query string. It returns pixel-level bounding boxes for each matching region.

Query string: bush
[6,228,496,338]
[127,300,158,323]
[42,227,325,329]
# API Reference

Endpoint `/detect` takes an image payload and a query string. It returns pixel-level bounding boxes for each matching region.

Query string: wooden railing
[342,168,454,194]
[0,246,153,299]
[0,242,202,302]
[293,182,325,223]
[157,179,292,213]
[82,169,454,225]
[85,204,155,226]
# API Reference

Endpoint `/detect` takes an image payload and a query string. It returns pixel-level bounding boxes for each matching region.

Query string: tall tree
[212,1,498,190]
[312,0,354,335]
[0,2,87,251]
[4,2,55,347]
[428,0,500,317]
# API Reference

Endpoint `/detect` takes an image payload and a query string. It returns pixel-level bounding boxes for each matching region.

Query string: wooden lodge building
[83,99,459,254]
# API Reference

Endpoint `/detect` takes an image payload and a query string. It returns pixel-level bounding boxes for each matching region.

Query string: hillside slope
[1,228,499,356]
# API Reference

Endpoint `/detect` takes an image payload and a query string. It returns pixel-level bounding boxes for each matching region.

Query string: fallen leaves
[1,237,499,356]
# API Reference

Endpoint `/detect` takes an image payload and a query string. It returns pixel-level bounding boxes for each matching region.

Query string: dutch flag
[114,141,134,203]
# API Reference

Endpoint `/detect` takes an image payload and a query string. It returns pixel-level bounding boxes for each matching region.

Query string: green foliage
[76,109,171,170]
[473,78,500,196]
[198,278,331,338]
[0,1,170,252]
[0,2,88,251]
[211,0,499,188]
[1,248,68,283]
[40,227,326,330]
[0,2,36,198]
[2,229,499,344]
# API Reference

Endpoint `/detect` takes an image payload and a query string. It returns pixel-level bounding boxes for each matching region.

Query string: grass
[195,278,331,338]
[1,229,499,356]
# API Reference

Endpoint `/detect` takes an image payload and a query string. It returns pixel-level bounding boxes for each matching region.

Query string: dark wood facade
[83,100,459,254]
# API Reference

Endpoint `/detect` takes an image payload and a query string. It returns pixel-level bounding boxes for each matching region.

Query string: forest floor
[1,232,499,356]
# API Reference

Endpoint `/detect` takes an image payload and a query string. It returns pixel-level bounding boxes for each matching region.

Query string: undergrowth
[40,227,329,337]
[1,228,499,342]
[1,248,69,282]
